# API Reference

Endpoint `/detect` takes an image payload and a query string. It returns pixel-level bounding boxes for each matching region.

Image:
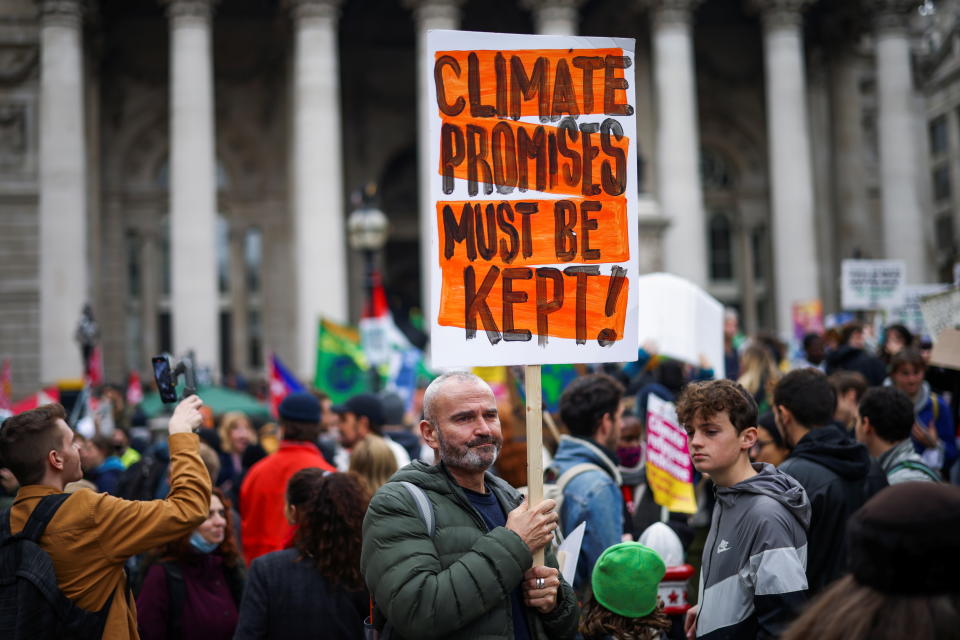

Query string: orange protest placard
[436,197,629,268]
[437,114,630,198]
[433,48,632,122]
[428,31,639,368]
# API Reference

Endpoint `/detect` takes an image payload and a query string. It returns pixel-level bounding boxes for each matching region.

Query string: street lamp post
[347,188,389,392]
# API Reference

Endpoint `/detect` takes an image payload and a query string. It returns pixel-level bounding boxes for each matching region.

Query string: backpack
[117,455,167,501]
[365,481,434,640]
[532,462,605,530]
[0,493,114,640]
[889,459,941,482]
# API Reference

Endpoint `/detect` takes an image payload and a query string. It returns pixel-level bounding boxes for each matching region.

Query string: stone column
[643,0,708,287]
[874,1,928,282]
[38,0,87,383]
[756,0,819,338]
[288,0,347,379]
[524,0,582,35]
[407,0,463,322]
[165,0,220,374]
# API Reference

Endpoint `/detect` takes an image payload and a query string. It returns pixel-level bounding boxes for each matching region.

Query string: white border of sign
[426,30,640,368]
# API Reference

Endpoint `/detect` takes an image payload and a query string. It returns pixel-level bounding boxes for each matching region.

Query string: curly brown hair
[676,379,758,434]
[286,469,370,591]
[579,594,671,640]
[156,488,243,568]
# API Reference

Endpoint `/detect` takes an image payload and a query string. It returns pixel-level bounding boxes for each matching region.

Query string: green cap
[591,542,666,618]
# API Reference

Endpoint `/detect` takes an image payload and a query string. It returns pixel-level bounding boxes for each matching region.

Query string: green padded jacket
[361,460,579,640]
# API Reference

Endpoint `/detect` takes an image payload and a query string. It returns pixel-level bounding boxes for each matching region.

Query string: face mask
[617,445,644,468]
[319,431,339,447]
[189,531,219,554]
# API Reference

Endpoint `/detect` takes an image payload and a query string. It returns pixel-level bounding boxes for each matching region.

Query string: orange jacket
[10,432,211,640]
[239,440,335,563]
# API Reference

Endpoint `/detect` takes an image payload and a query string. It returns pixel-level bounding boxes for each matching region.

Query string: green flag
[541,364,579,413]
[314,318,368,403]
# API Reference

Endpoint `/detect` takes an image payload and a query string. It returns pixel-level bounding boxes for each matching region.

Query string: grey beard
[436,429,500,472]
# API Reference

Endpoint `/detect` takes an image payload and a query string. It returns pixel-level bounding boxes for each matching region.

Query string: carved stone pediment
[0,102,29,170]
[0,45,38,85]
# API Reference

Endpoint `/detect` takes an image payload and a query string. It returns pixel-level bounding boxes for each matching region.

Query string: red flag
[126,370,143,406]
[0,359,11,411]
[11,387,60,414]
[85,345,103,387]
[269,353,305,418]
[362,270,390,319]
[359,270,393,367]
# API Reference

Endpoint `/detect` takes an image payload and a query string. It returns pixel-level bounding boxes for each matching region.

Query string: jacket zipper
[442,469,528,639]
[697,491,723,636]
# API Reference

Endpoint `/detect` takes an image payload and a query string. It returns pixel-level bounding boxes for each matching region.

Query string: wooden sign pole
[524,364,545,566]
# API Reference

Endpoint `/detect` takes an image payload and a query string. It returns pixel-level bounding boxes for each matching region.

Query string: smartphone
[152,355,177,404]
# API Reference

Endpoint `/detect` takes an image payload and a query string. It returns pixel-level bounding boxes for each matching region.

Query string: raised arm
[91,397,212,561]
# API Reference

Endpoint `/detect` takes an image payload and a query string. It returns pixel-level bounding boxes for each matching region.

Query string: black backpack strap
[19,493,71,542]
[0,506,11,538]
[162,562,186,640]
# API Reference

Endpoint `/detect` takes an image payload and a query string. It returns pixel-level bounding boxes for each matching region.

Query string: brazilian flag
[314,318,368,403]
[512,363,580,413]
[541,364,579,413]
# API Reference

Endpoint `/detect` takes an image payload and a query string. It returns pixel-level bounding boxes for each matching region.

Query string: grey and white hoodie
[696,463,811,640]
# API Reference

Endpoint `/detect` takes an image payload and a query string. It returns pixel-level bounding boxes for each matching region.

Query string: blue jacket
[914,384,957,473]
[90,456,125,495]
[548,436,623,594]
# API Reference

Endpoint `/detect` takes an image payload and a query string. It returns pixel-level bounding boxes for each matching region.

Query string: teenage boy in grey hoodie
[678,379,810,640]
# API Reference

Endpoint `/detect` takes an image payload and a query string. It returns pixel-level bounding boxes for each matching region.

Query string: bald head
[422,371,490,427]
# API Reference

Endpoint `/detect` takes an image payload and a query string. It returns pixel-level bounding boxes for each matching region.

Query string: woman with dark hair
[880,323,914,366]
[751,411,792,467]
[136,488,245,640]
[234,469,369,639]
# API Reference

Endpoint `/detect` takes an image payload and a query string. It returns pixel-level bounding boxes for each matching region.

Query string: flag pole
[524,364,545,566]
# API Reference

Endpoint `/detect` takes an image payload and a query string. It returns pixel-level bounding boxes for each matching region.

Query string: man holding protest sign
[426,30,640,369]
[367,28,641,639]
[361,372,578,639]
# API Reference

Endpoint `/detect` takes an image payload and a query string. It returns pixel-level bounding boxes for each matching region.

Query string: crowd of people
[0,313,959,639]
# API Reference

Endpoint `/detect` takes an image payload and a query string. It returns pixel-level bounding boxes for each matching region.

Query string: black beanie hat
[847,482,960,595]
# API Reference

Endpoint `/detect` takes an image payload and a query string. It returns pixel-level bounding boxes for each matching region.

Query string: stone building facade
[0,0,942,397]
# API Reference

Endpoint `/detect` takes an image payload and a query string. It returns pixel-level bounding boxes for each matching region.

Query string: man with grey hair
[361,372,579,640]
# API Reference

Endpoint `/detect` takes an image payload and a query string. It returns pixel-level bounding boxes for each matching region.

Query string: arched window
[126,230,141,299]
[244,227,262,294]
[700,147,736,191]
[244,227,263,369]
[160,217,171,296]
[217,214,230,295]
[709,213,734,281]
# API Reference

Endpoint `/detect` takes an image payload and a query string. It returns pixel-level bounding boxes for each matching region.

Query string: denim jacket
[548,435,623,594]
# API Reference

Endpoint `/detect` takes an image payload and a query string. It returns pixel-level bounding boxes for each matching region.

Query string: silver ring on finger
[536,577,545,590]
